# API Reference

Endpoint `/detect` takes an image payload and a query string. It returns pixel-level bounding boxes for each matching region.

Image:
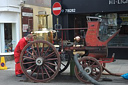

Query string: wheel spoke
[82,59,87,67]
[23,61,35,64]
[90,62,96,67]
[44,66,50,78]
[36,43,40,57]
[44,64,55,73]
[26,50,33,56]
[45,62,57,66]
[31,65,38,76]
[92,65,99,68]
[23,56,35,60]
[44,52,55,58]
[44,46,50,56]
[26,64,36,70]
[45,58,58,61]
[41,44,44,56]
[95,69,100,74]
[31,46,38,58]
[36,66,40,79]
[41,66,44,79]
[91,72,97,77]
[87,60,91,66]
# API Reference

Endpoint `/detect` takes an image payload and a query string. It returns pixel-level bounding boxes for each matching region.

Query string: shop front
[0,0,52,54]
[51,0,128,59]
[0,0,21,53]
[0,12,20,53]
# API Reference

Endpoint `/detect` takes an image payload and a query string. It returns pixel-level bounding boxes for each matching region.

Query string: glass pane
[4,23,13,52]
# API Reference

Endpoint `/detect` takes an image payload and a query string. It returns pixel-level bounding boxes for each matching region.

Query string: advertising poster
[23,24,28,32]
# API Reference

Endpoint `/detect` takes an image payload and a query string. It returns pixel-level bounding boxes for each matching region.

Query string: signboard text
[109,0,128,4]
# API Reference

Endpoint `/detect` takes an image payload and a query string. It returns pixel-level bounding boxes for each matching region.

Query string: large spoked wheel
[20,40,61,82]
[74,56,102,83]
[59,51,71,74]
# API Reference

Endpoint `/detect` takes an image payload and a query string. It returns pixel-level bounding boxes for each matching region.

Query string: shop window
[107,13,128,47]
[119,14,128,35]
[4,23,13,52]
[94,13,128,47]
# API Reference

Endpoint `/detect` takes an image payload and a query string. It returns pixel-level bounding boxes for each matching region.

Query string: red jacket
[14,37,27,58]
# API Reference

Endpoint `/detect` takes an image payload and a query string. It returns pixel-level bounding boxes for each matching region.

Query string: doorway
[21,7,33,37]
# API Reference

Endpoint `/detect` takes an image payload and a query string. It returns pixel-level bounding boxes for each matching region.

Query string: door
[21,7,33,37]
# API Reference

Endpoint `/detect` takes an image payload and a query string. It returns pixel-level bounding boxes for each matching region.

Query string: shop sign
[109,0,128,5]
[65,9,76,13]
[52,2,62,16]
[22,12,33,17]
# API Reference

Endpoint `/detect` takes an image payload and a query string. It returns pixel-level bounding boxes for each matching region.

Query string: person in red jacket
[14,34,33,77]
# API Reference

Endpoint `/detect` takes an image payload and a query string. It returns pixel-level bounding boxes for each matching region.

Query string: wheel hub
[36,57,43,66]
[84,67,91,74]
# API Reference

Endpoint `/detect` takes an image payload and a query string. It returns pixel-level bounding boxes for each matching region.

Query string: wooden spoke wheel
[74,56,102,83]
[59,51,71,74]
[20,40,61,82]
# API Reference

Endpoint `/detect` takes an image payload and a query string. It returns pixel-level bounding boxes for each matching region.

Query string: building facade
[0,0,21,54]
[0,0,52,54]
[51,0,128,59]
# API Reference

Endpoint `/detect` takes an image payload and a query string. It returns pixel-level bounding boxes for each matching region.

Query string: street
[0,60,128,85]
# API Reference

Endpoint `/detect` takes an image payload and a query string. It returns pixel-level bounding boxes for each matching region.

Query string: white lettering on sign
[109,0,128,4]
[22,12,33,17]
[53,7,61,11]
[65,9,76,13]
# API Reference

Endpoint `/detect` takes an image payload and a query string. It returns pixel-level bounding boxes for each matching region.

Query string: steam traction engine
[20,16,120,83]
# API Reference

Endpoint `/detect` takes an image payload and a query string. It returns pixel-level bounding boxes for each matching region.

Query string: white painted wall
[0,0,21,6]
[23,0,51,7]
[0,0,21,12]
[0,0,21,53]
[0,12,20,53]
[0,24,5,53]
[0,0,52,53]
[0,12,19,23]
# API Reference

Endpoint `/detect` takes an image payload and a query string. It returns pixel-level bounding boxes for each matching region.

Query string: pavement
[3,59,128,85]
